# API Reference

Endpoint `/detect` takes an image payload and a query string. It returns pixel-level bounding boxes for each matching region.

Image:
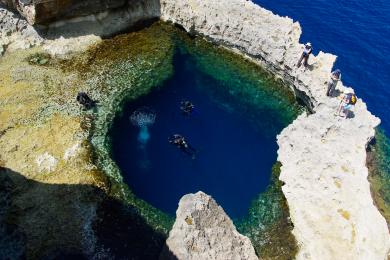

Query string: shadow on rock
[0,167,171,260]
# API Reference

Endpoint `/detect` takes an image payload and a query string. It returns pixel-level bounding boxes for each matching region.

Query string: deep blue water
[110,49,293,219]
[254,0,390,133]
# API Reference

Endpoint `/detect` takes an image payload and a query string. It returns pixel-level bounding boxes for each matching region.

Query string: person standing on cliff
[297,42,312,68]
[326,69,342,96]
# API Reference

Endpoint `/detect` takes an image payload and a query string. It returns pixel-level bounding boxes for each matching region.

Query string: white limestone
[160,0,390,259]
[36,152,58,172]
[63,143,81,160]
[163,192,258,260]
[0,8,43,55]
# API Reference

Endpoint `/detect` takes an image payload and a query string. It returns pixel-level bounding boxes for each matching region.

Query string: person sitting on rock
[76,92,96,110]
[297,42,313,68]
[335,92,357,118]
[326,69,341,97]
[180,100,195,116]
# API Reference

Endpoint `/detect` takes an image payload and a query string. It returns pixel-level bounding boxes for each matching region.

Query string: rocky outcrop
[0,7,43,54]
[160,0,390,259]
[2,0,127,24]
[1,0,160,26]
[0,0,160,57]
[162,192,257,260]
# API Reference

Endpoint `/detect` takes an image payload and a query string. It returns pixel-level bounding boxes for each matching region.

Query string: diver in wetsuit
[168,134,197,158]
[180,100,195,116]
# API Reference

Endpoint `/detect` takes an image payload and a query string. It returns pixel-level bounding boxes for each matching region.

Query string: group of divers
[167,101,197,158]
[75,43,357,157]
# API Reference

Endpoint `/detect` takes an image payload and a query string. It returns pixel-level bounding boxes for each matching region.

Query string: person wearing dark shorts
[297,42,313,68]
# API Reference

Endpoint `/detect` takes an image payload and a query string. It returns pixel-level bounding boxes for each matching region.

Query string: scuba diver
[168,134,197,158]
[180,100,195,116]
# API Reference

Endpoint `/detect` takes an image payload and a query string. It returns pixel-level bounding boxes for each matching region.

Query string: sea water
[255,0,390,133]
[109,43,300,219]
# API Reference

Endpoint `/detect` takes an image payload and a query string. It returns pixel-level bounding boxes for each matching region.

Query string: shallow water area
[109,42,300,219]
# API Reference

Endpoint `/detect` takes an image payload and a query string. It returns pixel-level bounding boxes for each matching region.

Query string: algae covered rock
[162,192,257,260]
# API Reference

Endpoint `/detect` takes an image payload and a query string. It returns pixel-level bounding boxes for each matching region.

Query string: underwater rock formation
[162,192,257,260]
[160,0,390,259]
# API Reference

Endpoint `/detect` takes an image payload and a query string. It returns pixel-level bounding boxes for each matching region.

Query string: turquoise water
[109,42,300,219]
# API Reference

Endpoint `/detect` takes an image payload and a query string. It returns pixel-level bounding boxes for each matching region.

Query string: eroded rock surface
[0,7,43,54]
[1,0,160,58]
[1,0,126,24]
[161,0,390,259]
[163,192,257,260]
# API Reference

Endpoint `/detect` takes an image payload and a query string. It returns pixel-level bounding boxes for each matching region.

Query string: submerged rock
[162,192,257,260]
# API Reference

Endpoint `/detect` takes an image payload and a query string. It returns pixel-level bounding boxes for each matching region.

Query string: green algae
[237,162,298,259]
[27,52,51,66]
[368,129,390,227]
[58,23,177,234]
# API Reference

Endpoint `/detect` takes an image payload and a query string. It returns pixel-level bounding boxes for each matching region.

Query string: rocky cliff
[162,192,257,260]
[1,0,156,25]
[0,0,161,56]
[160,0,390,259]
[1,0,390,259]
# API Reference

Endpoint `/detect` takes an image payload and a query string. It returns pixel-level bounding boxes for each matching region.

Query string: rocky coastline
[160,0,390,259]
[1,0,389,259]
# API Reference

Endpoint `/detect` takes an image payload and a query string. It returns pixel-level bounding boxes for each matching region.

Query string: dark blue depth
[254,0,390,133]
[109,50,287,219]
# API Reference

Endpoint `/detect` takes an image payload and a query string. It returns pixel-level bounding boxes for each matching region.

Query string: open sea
[254,0,390,133]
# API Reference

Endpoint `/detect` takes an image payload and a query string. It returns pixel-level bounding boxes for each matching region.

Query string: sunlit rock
[36,152,58,172]
[162,192,257,260]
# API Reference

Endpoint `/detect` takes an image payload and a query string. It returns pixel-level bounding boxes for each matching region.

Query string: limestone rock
[43,0,161,39]
[163,192,257,260]
[0,7,43,54]
[161,0,390,259]
[36,152,58,172]
[1,0,126,24]
[0,0,160,56]
[43,35,102,59]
